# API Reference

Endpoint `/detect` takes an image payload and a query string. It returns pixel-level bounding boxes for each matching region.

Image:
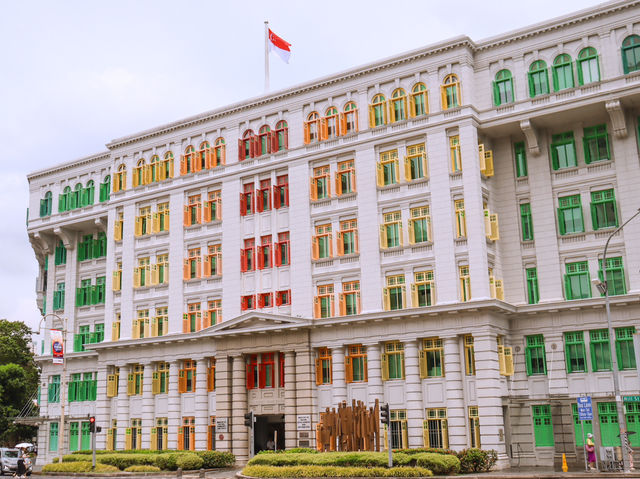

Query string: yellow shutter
[427,216,432,242]
[490,214,500,240]
[484,210,491,238]
[143,319,150,338]
[151,264,159,285]
[376,162,384,187]
[489,276,496,299]
[419,350,428,378]
[168,159,174,178]
[442,420,449,448]
[134,216,142,237]
[423,421,429,447]
[336,232,343,256]
[498,345,506,375]
[388,100,395,123]
[152,372,160,394]
[152,213,159,233]
[401,420,408,448]
[151,318,158,337]
[379,225,387,249]
[401,285,407,309]
[393,160,400,185]
[125,428,132,449]
[149,427,157,450]
[112,271,121,292]
[133,268,141,288]
[107,374,116,397]
[440,85,447,110]
[408,220,415,244]
[338,293,345,316]
[484,150,494,177]
[421,153,428,178]
[368,105,375,128]
[478,144,486,172]
[132,320,140,339]
[398,223,404,246]
[384,424,388,450]
[495,280,504,300]
[411,283,418,308]
[504,347,514,375]
[383,287,390,311]
[106,428,114,450]
[381,353,389,381]
[127,374,135,395]
[404,156,411,181]
[309,177,317,201]
[133,169,140,188]
[112,322,120,341]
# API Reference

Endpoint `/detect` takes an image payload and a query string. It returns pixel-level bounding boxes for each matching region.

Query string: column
[474,332,508,466]
[166,361,180,450]
[366,343,383,406]
[231,355,248,462]
[284,351,297,449]
[215,355,232,453]
[141,363,154,449]
[168,190,185,333]
[116,363,129,450]
[443,336,467,450]
[295,349,316,448]
[119,204,136,339]
[404,340,423,448]
[195,358,209,450]
[95,364,109,450]
[332,346,347,405]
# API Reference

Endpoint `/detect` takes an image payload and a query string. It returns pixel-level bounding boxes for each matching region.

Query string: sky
[0,0,607,335]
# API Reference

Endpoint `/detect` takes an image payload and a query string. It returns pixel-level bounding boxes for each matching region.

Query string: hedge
[243,465,433,477]
[42,461,119,473]
[176,453,204,470]
[125,465,162,472]
[413,453,460,475]
[248,452,415,468]
[154,453,184,471]
[195,450,236,468]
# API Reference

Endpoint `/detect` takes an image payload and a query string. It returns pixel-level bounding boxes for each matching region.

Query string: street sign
[577,396,593,420]
[623,396,640,402]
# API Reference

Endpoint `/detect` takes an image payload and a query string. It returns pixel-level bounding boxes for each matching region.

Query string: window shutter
[393,160,400,186]
[368,105,375,128]
[312,236,319,260]
[152,372,160,394]
[504,347,514,375]
[411,284,418,308]
[524,346,533,376]
[315,358,323,386]
[178,370,187,393]
[490,214,500,240]
[207,365,215,391]
[177,427,184,450]
[274,243,281,266]
[344,356,353,383]
[320,117,328,141]
[309,177,317,201]
[313,296,321,319]
[246,364,254,389]
[388,100,395,123]
[408,220,415,244]
[183,259,190,281]
[127,374,135,395]
[379,225,387,249]
[383,288,390,311]
[419,350,428,378]
[303,122,310,144]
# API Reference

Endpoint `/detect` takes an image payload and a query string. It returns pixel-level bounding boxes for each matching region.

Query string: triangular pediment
[202,312,311,335]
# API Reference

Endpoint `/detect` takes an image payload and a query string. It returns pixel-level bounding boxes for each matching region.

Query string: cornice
[27,151,111,182]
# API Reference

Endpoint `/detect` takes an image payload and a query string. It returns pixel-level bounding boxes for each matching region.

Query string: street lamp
[38,313,68,461]
[591,207,640,472]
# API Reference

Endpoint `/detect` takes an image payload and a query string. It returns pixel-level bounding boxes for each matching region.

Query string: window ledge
[380,246,404,253]
[336,192,357,200]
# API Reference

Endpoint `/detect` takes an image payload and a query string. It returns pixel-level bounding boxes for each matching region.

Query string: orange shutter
[315,358,323,386]
[183,259,190,281]
[183,206,190,227]
[303,122,310,144]
[345,356,353,383]
[203,255,211,277]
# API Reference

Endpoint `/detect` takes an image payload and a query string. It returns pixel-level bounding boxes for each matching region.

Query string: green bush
[98,453,158,470]
[61,453,92,462]
[195,450,236,468]
[395,447,458,456]
[283,448,319,454]
[42,461,119,472]
[73,448,170,455]
[125,464,162,472]
[414,453,460,475]
[176,453,204,470]
[243,465,433,477]
[154,453,183,471]
[249,451,397,468]
[458,448,498,473]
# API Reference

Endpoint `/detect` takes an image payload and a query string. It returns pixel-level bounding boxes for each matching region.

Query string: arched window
[343,102,359,134]
[577,47,600,84]
[99,175,110,202]
[390,89,407,122]
[212,138,226,166]
[150,155,160,183]
[325,107,338,138]
[552,54,574,91]
[40,191,52,217]
[162,152,174,180]
[70,183,82,209]
[258,126,271,156]
[114,164,127,193]
[181,145,196,174]
[199,141,211,170]
[275,121,288,151]
[59,186,72,212]
[83,180,95,207]
[369,94,387,127]
[304,112,320,144]
[410,83,428,117]
[528,60,549,97]
[493,70,514,106]
[622,35,640,74]
[441,74,461,110]
[238,131,254,161]
[134,159,147,187]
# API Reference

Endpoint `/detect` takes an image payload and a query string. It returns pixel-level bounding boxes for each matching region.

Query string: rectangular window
[583,124,610,163]
[380,211,402,249]
[275,231,290,266]
[187,248,201,280]
[133,309,149,339]
[550,132,577,170]
[409,206,431,244]
[258,236,272,270]
[185,195,201,226]
[424,408,448,449]
[156,202,169,232]
[389,410,408,449]
[590,329,611,371]
[257,179,271,212]
[204,191,221,222]
[338,219,358,256]
[591,189,618,230]
[49,422,59,452]
[156,254,169,285]
[420,338,443,378]
[69,422,79,451]
[526,268,540,304]
[450,136,461,172]
[384,275,405,311]
[241,238,255,272]
[179,417,195,451]
[273,175,289,209]
[259,353,275,389]
[48,375,60,403]
[464,335,476,376]
[382,342,405,380]
[136,206,152,236]
[207,358,216,392]
[241,295,255,311]
[275,289,291,306]
[315,347,332,385]
[412,271,434,307]
[345,344,367,383]
[315,284,335,318]
[313,224,333,259]
[54,241,67,265]
[134,256,151,288]
[206,300,222,327]
[525,335,547,375]
[153,362,169,394]
[455,200,466,238]
[258,292,273,308]
[616,327,636,370]
[514,142,528,177]
[179,360,196,393]
[564,331,587,373]
[151,307,168,337]
[240,182,254,216]
[405,143,427,181]
[132,364,144,395]
[564,261,591,300]
[557,195,584,235]
[572,403,593,446]
[311,165,330,200]
[626,403,640,447]
[184,302,201,333]
[53,282,65,311]
[340,281,360,316]
[532,405,554,446]
[598,402,620,447]
[336,160,356,195]
[520,203,534,241]
[469,407,481,448]
[598,257,626,296]
[153,417,169,450]
[459,266,471,302]
[377,150,399,186]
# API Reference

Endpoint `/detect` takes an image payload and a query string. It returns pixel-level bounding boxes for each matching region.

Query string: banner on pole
[51,329,64,364]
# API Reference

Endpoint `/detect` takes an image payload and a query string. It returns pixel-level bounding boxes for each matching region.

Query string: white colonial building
[27,0,640,469]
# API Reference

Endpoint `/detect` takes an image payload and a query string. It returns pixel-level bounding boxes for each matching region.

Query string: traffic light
[244,411,254,427]
[380,403,390,426]
[89,416,96,433]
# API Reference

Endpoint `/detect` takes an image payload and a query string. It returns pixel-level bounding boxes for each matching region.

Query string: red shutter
[256,189,263,212]
[275,291,282,306]
[274,243,281,266]
[284,184,289,206]
[284,128,289,149]
[270,131,277,152]
[258,294,264,308]
[251,192,255,213]
[279,354,285,387]
[238,139,245,161]
[258,363,266,389]
[240,249,247,272]
[246,364,253,389]
[257,247,264,270]
[240,193,246,216]
[273,186,280,209]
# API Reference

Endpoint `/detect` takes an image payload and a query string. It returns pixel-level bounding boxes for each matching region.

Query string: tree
[0,319,39,445]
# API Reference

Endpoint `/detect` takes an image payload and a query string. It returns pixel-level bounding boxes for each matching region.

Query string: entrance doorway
[254,414,285,453]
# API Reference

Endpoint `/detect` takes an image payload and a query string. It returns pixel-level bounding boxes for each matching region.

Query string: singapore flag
[268,29,291,64]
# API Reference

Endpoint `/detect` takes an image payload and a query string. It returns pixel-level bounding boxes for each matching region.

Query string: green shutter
[492,81,499,106]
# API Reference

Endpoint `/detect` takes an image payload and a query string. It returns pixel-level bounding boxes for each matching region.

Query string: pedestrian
[586,433,596,471]
[15,451,26,478]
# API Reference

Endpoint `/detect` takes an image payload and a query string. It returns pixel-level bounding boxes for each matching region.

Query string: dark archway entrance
[254,414,285,452]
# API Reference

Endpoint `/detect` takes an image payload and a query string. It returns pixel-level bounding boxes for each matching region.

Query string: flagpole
[264,20,270,92]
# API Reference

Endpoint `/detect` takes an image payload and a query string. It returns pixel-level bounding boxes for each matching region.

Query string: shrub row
[42,461,119,473]
[243,465,433,478]
[125,465,162,472]
[58,449,235,471]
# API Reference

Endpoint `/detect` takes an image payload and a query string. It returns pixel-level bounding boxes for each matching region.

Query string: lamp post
[592,207,640,472]
[38,313,68,461]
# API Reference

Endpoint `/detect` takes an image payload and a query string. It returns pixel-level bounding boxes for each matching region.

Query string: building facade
[27,1,640,468]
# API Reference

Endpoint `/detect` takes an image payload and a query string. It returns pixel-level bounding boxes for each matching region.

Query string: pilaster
[167,361,180,450]
[366,343,383,406]
[141,363,154,449]
[284,351,297,448]
[332,346,347,405]
[195,357,209,449]
[443,336,467,450]
[116,363,129,450]
[404,340,423,448]
[231,355,248,462]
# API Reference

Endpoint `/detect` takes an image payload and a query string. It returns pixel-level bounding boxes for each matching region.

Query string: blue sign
[577,396,593,420]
